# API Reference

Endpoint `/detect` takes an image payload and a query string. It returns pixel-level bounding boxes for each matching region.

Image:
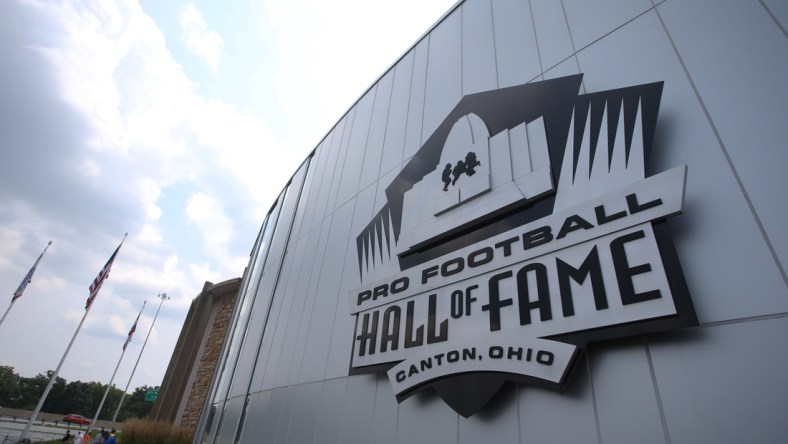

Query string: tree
[118,385,155,421]
[16,372,49,410]
[41,371,67,413]
[0,366,21,407]
[0,368,156,421]
[60,381,95,416]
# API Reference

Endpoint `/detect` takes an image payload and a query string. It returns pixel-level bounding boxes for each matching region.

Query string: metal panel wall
[358,70,395,191]
[379,54,413,176]
[324,184,377,379]
[461,0,498,94]
[490,0,541,87]
[403,38,429,162]
[422,10,462,143]
[325,109,356,215]
[576,9,788,324]
[656,0,788,271]
[297,200,356,383]
[198,0,788,442]
[335,89,377,208]
[530,0,575,72]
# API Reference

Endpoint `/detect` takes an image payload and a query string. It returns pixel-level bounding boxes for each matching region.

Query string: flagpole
[20,301,93,440]
[87,339,129,436]
[0,302,13,330]
[19,235,126,442]
[87,348,126,436]
[84,300,146,436]
[112,292,168,423]
[0,241,52,331]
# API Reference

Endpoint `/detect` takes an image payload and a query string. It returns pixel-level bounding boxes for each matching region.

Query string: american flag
[12,241,52,302]
[123,301,146,351]
[85,236,126,310]
[123,316,138,351]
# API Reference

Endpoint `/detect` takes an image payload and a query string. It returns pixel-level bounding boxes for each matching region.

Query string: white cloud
[188,261,221,289]
[185,191,243,272]
[179,4,224,72]
[0,0,458,387]
[21,0,262,271]
[108,314,129,336]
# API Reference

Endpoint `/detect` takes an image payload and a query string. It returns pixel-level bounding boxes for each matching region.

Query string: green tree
[60,381,96,416]
[0,369,156,422]
[41,372,67,413]
[0,365,21,407]
[17,372,49,410]
[117,385,155,421]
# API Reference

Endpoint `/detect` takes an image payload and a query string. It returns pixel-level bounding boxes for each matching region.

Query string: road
[0,417,84,443]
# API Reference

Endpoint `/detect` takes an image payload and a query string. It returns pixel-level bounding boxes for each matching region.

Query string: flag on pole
[123,306,143,351]
[123,320,136,351]
[12,241,52,302]
[86,235,126,310]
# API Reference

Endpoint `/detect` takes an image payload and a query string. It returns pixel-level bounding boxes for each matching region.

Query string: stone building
[149,278,240,432]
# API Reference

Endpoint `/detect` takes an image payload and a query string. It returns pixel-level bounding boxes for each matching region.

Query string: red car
[63,414,90,425]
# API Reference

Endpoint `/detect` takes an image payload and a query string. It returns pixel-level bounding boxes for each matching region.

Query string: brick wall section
[179,287,237,433]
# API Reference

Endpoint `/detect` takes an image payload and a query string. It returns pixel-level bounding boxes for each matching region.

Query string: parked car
[63,414,90,425]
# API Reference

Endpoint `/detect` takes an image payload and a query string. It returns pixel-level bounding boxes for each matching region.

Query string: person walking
[100,430,116,444]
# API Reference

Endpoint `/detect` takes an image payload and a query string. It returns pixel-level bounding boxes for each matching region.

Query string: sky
[0,0,457,393]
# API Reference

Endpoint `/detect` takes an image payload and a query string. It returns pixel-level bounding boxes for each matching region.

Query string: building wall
[178,283,238,432]
[150,278,240,432]
[196,1,788,443]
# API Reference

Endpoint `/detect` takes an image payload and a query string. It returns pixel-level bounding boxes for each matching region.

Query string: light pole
[111,292,169,423]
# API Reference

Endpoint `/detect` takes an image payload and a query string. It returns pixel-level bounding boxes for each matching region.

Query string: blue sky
[0,0,456,390]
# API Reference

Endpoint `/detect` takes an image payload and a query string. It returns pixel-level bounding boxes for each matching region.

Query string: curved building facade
[196,1,788,443]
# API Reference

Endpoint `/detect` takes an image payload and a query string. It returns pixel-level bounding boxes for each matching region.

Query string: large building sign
[348,74,696,417]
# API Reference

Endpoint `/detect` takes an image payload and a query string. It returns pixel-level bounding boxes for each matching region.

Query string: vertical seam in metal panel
[265,238,312,390]
[363,377,382,444]
[307,381,329,444]
[420,34,432,147]
[271,389,289,444]
[233,157,314,443]
[337,378,353,443]
[292,220,333,383]
[654,6,788,287]
[515,384,522,443]
[195,228,261,440]
[254,243,299,392]
[320,196,360,381]
[284,228,326,384]
[300,138,328,236]
[320,116,348,223]
[282,387,297,444]
[644,343,672,444]
[329,107,358,212]
[353,83,380,197]
[758,0,788,38]
[527,0,545,80]
[586,352,603,444]
[459,3,465,96]
[343,87,378,208]
[400,51,417,166]
[559,0,585,94]
[211,204,283,444]
[374,70,397,185]
[487,0,500,89]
